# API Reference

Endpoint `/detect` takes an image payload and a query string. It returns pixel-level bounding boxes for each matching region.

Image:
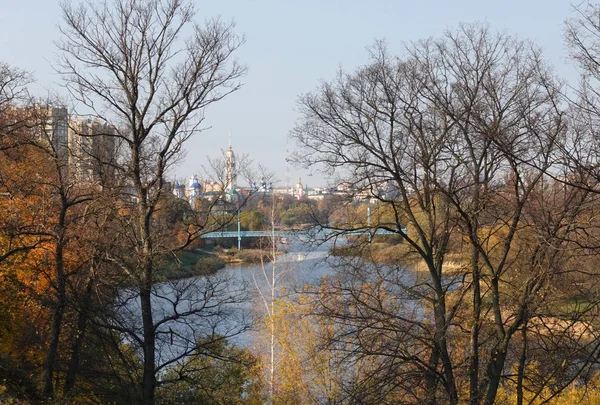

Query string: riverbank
[331,242,467,275]
[214,246,280,265]
[159,248,278,280]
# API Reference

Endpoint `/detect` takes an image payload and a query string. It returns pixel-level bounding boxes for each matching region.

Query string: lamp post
[237,208,241,250]
[367,205,371,244]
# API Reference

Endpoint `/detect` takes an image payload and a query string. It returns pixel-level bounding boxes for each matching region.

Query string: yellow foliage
[495,365,600,405]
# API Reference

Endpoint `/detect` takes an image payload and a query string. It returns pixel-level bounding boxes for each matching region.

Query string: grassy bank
[159,249,226,280]
[331,242,467,275]
[214,247,277,264]
[159,248,277,280]
[331,241,413,264]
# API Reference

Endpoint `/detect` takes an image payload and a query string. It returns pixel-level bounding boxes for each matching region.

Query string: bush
[330,241,416,265]
[193,255,226,276]
[159,251,226,280]
[237,249,270,264]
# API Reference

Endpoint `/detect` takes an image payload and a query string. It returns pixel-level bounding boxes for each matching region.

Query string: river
[217,238,338,347]
[222,238,336,300]
[115,237,341,367]
[121,237,427,367]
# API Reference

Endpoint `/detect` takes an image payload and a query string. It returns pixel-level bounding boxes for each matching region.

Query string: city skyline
[0,0,576,186]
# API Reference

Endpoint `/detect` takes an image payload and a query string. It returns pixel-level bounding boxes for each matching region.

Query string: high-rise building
[15,106,116,186]
[34,105,69,165]
[68,118,116,184]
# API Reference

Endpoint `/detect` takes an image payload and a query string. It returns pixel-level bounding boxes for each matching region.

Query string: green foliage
[159,250,225,279]
[193,255,226,276]
[240,210,266,231]
[160,194,193,227]
[280,203,315,227]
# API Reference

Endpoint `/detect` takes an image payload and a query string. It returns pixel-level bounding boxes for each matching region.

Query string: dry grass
[217,248,278,264]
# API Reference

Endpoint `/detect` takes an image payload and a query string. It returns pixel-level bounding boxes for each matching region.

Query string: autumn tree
[293,37,462,404]
[157,337,263,405]
[293,25,600,404]
[0,64,40,263]
[56,0,247,403]
[0,100,121,400]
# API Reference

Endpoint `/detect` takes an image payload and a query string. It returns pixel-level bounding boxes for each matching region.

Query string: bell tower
[225,131,237,191]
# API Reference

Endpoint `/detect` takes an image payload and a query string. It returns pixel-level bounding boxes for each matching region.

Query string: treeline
[240,194,334,231]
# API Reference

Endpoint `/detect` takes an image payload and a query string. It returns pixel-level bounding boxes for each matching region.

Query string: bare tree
[0,62,31,138]
[293,25,599,404]
[293,38,462,404]
[56,0,246,403]
[408,24,572,405]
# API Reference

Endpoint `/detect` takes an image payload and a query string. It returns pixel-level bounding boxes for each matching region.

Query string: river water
[217,238,338,347]
[115,237,342,366]
[122,237,427,366]
[222,239,335,299]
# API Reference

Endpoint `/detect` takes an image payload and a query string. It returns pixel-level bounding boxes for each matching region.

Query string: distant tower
[225,132,237,191]
[173,180,184,199]
[188,175,202,205]
[295,177,305,199]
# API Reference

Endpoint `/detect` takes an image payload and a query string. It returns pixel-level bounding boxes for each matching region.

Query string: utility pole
[237,209,241,250]
[285,135,290,195]
[367,205,371,244]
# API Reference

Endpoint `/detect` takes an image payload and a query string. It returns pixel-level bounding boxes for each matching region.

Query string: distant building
[203,180,222,193]
[307,187,327,201]
[337,182,352,192]
[294,177,305,199]
[272,187,290,195]
[188,175,202,206]
[225,139,236,192]
[68,118,116,184]
[34,105,69,165]
[25,106,116,185]
[252,177,273,193]
[172,180,185,199]
[225,188,241,203]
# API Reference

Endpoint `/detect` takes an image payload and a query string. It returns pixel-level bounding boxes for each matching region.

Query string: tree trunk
[432,287,458,404]
[141,284,155,405]
[424,347,440,405]
[43,291,66,398]
[436,309,458,404]
[64,271,95,394]
[516,323,528,405]
[43,209,67,398]
[483,349,507,405]
[469,247,481,405]
[140,197,156,405]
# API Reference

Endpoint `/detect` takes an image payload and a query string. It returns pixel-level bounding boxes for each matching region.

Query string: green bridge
[201,227,407,249]
[201,206,406,249]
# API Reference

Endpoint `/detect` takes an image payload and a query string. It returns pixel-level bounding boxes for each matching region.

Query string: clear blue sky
[0,0,577,187]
